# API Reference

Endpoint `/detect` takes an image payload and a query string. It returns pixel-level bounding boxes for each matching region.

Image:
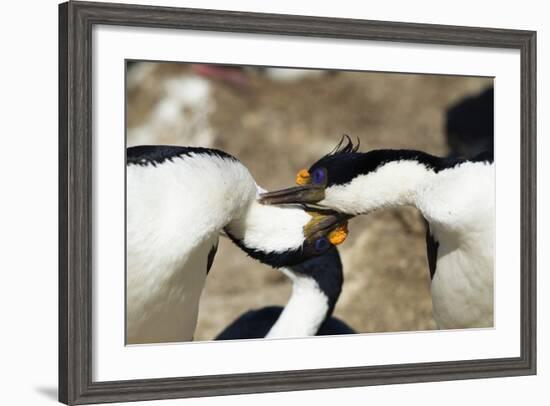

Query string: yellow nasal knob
[296,169,311,185]
[328,222,349,245]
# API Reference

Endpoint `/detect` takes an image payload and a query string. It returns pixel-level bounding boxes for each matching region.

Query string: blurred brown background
[126,62,492,341]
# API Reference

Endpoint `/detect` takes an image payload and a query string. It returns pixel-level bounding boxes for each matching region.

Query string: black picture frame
[59,1,537,404]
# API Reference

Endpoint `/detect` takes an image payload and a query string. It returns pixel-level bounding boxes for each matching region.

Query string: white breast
[126,235,217,343]
[419,161,494,329]
[265,269,329,338]
[430,236,494,329]
[126,154,256,343]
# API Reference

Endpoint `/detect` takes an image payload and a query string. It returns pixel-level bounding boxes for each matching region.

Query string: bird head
[259,135,444,215]
[259,135,364,213]
[224,201,351,269]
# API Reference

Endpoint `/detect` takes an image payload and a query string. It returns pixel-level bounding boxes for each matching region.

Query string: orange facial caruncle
[328,223,349,245]
[295,169,311,185]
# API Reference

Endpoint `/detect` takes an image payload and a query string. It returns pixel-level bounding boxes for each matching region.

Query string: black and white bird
[126,145,349,344]
[215,247,355,340]
[261,137,494,329]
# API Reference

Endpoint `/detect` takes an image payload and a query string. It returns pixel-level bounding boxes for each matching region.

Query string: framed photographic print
[59,1,536,404]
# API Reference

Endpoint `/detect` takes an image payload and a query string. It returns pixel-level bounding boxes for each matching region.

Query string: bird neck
[265,269,330,338]
[324,159,437,215]
[225,198,310,257]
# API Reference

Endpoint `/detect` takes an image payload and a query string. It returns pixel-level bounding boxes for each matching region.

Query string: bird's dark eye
[312,168,325,184]
[314,236,330,252]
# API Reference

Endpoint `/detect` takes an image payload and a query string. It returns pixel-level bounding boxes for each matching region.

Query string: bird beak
[259,185,326,205]
[304,209,352,244]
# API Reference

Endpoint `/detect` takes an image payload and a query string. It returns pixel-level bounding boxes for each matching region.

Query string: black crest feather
[327,134,360,157]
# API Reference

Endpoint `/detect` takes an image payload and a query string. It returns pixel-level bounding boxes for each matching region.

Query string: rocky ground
[127,62,492,341]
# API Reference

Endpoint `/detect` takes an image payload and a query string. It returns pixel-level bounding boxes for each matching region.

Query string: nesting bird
[261,137,494,329]
[215,246,355,340]
[126,145,349,343]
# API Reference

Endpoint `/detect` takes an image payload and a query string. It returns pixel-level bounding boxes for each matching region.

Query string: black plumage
[127,145,236,167]
[446,87,494,159]
[215,306,355,340]
[214,247,355,340]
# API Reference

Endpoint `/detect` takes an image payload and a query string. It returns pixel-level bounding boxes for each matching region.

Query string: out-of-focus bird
[215,246,355,340]
[446,87,494,159]
[261,136,494,329]
[126,145,349,344]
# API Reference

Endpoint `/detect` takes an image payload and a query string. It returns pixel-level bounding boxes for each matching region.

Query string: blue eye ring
[312,168,326,185]
[314,236,330,252]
